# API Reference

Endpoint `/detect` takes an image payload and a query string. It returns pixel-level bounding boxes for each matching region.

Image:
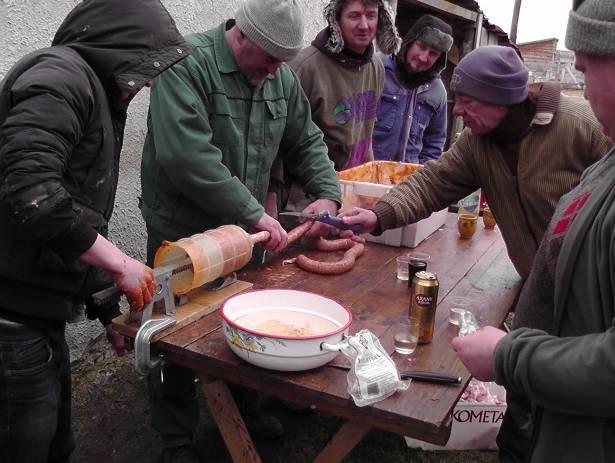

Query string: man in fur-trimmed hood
[270,0,400,214]
[322,0,401,55]
[373,14,454,163]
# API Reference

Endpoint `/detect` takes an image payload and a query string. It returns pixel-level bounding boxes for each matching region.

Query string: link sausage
[314,237,355,251]
[287,220,314,244]
[295,243,365,275]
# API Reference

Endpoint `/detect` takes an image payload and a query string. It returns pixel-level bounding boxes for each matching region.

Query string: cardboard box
[337,161,447,248]
[405,383,507,451]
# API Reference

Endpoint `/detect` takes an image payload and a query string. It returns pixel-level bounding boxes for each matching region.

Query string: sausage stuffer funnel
[93,225,270,375]
[93,225,271,324]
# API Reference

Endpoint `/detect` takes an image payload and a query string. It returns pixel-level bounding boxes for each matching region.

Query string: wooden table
[114,214,522,462]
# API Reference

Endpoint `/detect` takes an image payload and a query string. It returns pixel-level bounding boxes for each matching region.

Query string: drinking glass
[394,316,420,355]
[395,255,412,280]
[448,296,470,326]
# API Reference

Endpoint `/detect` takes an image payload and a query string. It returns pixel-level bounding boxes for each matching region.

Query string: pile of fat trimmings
[460,378,505,405]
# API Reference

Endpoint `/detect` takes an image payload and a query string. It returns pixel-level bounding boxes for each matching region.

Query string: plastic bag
[339,329,409,407]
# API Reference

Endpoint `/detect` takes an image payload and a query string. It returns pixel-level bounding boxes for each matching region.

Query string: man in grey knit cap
[453,1,615,462]
[341,44,610,281]
[140,0,341,461]
[373,14,454,164]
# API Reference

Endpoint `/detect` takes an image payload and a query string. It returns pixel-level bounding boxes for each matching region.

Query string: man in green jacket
[140,0,341,461]
[452,1,615,461]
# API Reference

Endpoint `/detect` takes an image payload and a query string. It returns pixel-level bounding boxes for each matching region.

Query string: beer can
[409,271,439,344]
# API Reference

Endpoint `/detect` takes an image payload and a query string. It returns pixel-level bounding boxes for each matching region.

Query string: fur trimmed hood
[323,0,401,55]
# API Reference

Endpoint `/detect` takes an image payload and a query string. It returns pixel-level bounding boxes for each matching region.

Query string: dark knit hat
[323,0,401,55]
[450,45,529,105]
[566,0,615,55]
[235,0,305,61]
[412,15,453,53]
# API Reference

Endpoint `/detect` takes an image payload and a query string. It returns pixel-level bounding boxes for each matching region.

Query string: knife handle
[318,212,363,234]
[400,371,462,384]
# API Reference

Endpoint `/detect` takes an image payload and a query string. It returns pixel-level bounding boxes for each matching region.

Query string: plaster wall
[0,0,329,359]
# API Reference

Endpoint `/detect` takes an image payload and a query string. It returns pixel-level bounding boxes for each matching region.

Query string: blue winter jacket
[372,55,447,164]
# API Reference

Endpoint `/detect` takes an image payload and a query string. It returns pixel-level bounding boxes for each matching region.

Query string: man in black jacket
[0,1,189,461]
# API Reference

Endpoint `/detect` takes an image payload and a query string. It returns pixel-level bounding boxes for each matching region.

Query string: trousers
[0,317,73,463]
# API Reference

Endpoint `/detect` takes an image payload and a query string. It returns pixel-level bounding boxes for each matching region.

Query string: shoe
[158,445,201,463]
[244,412,285,439]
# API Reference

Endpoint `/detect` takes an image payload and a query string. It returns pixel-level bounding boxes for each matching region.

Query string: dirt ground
[70,333,497,463]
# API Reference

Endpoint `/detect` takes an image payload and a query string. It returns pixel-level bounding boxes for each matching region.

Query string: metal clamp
[139,265,176,324]
[134,317,176,375]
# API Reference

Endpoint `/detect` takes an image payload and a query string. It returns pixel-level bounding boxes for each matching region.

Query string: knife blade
[280,211,363,233]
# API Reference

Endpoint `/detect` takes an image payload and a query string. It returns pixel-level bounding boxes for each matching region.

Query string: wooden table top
[120,213,521,445]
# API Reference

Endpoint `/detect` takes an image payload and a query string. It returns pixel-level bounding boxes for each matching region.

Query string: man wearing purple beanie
[342,44,611,281]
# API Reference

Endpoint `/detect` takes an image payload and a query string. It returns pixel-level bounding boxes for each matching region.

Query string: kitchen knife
[327,362,461,385]
[280,211,363,233]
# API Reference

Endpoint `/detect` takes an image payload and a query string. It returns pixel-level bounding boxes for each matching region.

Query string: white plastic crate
[338,161,447,248]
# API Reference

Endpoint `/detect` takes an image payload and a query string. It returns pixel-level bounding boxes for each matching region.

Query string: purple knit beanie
[450,45,529,105]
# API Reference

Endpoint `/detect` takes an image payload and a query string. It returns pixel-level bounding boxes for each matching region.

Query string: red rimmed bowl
[220,289,352,371]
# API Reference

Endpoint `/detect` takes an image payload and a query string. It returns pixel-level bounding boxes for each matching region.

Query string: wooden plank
[402,0,478,21]
[111,279,252,340]
[313,420,372,463]
[198,375,261,463]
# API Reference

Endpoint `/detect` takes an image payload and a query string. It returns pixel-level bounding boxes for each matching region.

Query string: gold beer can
[409,271,440,344]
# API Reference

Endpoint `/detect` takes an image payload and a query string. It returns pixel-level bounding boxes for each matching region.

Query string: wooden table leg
[197,373,262,463]
[313,420,372,463]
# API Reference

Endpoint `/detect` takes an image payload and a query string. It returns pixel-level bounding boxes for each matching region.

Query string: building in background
[518,38,583,89]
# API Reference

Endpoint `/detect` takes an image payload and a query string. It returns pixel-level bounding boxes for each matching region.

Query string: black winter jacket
[0,0,189,325]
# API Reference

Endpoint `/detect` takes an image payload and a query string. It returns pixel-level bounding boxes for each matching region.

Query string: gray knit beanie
[450,45,529,105]
[323,0,401,55]
[566,0,615,55]
[235,0,305,61]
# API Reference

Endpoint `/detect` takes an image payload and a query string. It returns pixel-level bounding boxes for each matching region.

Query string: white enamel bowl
[220,289,352,372]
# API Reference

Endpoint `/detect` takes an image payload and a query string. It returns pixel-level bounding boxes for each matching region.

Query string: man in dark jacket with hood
[373,15,454,164]
[0,0,189,461]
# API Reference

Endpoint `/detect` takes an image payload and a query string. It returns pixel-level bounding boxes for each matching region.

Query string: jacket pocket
[375,94,400,131]
[264,100,288,146]
[209,94,244,146]
[2,334,53,377]
[409,101,437,141]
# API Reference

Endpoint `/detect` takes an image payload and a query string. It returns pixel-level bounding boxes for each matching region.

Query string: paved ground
[71,333,497,463]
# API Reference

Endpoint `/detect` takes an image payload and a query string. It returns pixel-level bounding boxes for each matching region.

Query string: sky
[478,0,571,49]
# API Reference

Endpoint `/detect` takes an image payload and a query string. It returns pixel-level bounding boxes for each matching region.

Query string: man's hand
[302,199,338,238]
[105,324,126,356]
[451,326,507,381]
[79,234,155,313]
[111,257,156,312]
[338,207,378,241]
[255,212,288,252]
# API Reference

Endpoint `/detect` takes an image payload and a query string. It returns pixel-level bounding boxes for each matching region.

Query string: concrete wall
[0,0,328,359]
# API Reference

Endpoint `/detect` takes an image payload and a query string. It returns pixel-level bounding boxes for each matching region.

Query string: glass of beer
[483,207,496,229]
[458,213,478,239]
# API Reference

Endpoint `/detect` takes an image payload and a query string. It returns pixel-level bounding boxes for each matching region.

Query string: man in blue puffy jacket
[373,15,453,163]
